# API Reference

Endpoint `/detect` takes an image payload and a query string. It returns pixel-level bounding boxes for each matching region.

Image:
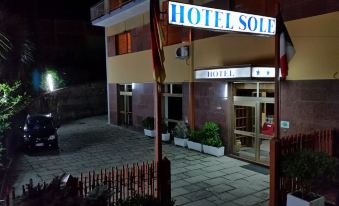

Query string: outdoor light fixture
[46,73,54,92]
[224,84,228,99]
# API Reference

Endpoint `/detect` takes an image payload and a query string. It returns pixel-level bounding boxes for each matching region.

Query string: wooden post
[154,82,162,199]
[269,2,281,206]
[160,157,171,206]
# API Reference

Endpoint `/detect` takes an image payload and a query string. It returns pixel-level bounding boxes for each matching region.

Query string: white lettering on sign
[168,1,276,36]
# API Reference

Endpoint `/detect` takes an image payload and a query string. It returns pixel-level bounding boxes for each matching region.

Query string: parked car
[23,114,59,150]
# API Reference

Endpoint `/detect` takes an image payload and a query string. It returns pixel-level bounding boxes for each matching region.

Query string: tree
[0,81,28,163]
[0,2,35,81]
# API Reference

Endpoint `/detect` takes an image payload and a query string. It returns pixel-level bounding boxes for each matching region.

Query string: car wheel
[51,140,59,150]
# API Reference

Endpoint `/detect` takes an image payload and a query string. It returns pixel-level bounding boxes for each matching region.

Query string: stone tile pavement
[9,115,269,205]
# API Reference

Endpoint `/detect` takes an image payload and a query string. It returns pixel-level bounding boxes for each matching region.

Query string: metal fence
[278,129,335,205]
[2,158,171,206]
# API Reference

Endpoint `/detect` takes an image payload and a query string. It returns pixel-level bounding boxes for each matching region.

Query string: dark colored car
[23,114,59,150]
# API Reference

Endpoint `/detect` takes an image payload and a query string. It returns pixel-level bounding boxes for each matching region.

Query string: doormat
[240,164,269,175]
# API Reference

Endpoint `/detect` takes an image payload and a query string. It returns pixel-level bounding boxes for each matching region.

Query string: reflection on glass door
[233,82,274,164]
[234,104,256,160]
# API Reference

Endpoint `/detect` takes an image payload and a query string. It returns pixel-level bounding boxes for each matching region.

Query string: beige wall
[107,43,191,84]
[106,13,150,36]
[287,11,339,80]
[106,11,339,83]
[193,34,275,69]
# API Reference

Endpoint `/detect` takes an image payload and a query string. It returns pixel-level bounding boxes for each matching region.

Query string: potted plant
[201,122,224,157]
[161,121,170,142]
[281,150,339,206]
[173,122,189,147]
[142,117,155,137]
[187,130,204,152]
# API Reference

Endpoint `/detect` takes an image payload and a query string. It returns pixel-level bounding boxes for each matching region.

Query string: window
[116,32,131,55]
[162,84,183,131]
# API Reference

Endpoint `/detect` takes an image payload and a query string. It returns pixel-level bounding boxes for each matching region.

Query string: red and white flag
[150,0,166,83]
[279,14,295,80]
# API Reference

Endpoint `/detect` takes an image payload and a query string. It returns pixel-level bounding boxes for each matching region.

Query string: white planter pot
[287,192,325,206]
[174,137,188,147]
[144,129,155,137]
[203,145,225,157]
[187,141,202,152]
[162,133,170,142]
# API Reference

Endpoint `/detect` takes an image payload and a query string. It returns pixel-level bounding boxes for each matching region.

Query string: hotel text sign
[168,1,276,36]
[195,67,275,79]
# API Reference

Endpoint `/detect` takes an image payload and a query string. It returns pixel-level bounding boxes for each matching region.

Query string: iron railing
[90,0,135,21]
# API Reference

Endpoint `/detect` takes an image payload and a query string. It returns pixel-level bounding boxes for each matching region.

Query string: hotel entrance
[232,82,275,165]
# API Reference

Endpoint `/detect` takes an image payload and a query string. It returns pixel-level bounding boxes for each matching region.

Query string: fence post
[160,157,171,206]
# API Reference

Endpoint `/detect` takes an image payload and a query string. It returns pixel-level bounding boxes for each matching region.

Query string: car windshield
[27,116,54,129]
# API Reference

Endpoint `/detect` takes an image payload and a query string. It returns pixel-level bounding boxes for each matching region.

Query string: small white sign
[168,1,276,36]
[195,67,251,79]
[281,121,290,129]
[252,67,275,78]
[195,66,275,80]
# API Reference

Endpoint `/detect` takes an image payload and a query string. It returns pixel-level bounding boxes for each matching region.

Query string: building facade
[91,0,339,165]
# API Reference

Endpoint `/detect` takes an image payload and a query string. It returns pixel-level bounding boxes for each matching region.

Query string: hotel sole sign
[168,1,276,36]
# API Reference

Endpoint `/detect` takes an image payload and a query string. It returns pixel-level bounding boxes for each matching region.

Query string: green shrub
[202,122,223,147]
[161,121,168,133]
[173,122,189,138]
[189,130,204,143]
[281,150,339,196]
[141,117,154,130]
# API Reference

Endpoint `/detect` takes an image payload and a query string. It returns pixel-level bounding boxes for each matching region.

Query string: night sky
[5,0,100,20]
[2,0,106,86]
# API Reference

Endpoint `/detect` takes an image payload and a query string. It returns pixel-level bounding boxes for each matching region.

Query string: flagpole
[269,2,281,206]
[154,82,162,163]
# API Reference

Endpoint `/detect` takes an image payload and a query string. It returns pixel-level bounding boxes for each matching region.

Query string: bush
[173,122,189,138]
[189,130,204,143]
[141,117,154,130]
[161,121,168,133]
[281,150,339,196]
[202,122,223,147]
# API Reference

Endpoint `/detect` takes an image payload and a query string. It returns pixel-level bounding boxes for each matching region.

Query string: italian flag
[279,19,295,80]
[150,0,166,83]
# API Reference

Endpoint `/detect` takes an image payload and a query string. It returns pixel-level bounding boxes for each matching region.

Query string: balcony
[90,0,149,27]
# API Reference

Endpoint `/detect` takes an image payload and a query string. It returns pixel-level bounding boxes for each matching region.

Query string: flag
[150,0,166,83]
[279,13,295,80]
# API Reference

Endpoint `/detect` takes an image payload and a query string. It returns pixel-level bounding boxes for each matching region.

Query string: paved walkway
[9,115,269,206]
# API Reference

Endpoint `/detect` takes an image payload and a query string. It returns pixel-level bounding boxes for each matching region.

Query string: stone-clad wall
[280,80,339,157]
[29,81,107,122]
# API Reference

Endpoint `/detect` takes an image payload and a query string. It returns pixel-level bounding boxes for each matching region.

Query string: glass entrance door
[118,84,133,126]
[232,82,274,164]
[234,102,256,161]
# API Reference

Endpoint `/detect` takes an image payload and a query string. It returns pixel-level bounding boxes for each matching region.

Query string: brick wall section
[29,82,107,122]
[280,80,339,157]
[132,83,154,129]
[109,83,119,124]
[194,81,229,152]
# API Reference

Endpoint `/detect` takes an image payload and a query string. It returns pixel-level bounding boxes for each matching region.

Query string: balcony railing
[90,1,105,21]
[90,0,135,21]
